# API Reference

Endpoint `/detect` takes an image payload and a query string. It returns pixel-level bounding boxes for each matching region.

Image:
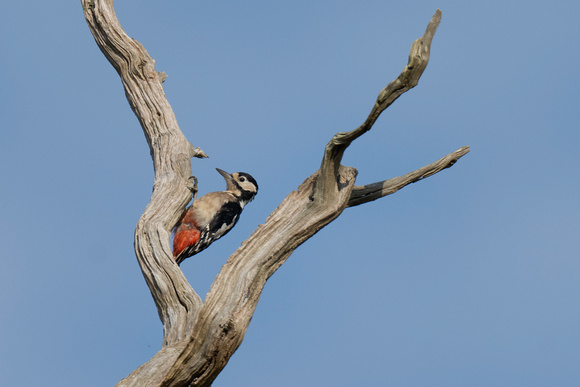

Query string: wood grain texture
[81,3,467,385]
[348,146,471,207]
[82,0,207,351]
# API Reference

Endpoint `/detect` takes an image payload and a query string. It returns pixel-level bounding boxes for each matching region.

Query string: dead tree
[81,1,469,385]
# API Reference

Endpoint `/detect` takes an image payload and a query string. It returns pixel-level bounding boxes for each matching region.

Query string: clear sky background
[1,1,579,386]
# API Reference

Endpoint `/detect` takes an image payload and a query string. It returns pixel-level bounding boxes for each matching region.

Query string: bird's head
[216,168,258,206]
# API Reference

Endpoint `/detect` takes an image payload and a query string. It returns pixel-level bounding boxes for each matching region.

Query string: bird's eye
[239,176,246,182]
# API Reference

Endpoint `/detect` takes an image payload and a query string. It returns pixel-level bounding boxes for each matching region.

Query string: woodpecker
[172,168,258,265]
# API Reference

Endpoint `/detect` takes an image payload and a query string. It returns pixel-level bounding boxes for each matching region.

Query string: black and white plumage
[172,168,258,265]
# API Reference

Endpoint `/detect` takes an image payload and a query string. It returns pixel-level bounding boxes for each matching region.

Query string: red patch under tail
[172,228,200,259]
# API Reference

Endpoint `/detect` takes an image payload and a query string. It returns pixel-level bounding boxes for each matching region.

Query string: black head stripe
[237,172,258,192]
[233,173,258,204]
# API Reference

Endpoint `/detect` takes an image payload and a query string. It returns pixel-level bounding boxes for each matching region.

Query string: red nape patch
[172,229,201,257]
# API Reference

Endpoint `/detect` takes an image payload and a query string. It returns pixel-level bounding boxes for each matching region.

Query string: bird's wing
[195,201,242,254]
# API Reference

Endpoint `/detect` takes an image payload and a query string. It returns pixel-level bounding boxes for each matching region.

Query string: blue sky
[1,1,579,386]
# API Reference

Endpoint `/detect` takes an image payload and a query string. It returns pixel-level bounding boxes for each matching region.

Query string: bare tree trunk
[81,2,468,385]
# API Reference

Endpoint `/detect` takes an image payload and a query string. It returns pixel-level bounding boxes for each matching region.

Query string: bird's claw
[188,176,198,201]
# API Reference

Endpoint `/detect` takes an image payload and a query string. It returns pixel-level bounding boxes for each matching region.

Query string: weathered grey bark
[81,2,467,386]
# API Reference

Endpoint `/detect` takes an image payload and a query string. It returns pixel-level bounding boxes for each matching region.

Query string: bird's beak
[216,168,236,191]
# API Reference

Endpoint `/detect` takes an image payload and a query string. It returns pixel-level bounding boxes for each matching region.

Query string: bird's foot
[187,176,199,201]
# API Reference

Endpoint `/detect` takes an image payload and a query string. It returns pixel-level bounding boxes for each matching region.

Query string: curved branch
[348,146,470,207]
[319,9,442,192]
[81,0,206,347]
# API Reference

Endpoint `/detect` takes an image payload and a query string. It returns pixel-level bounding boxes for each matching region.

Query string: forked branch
[81,2,467,386]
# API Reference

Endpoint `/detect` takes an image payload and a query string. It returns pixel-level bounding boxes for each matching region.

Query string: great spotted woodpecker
[172,168,258,265]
